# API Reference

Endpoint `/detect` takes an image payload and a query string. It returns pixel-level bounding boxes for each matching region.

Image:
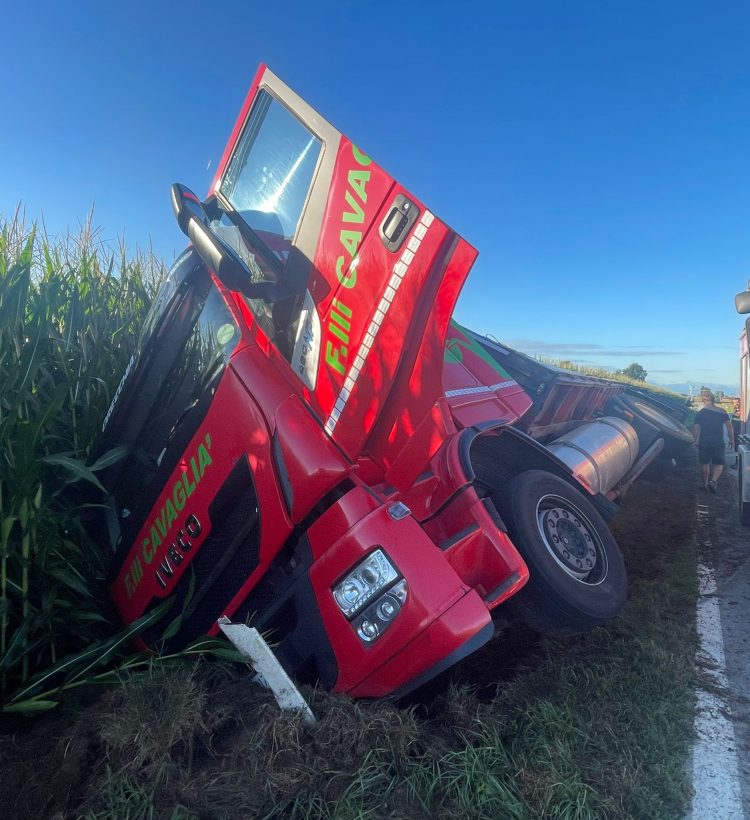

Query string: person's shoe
[707,480,717,494]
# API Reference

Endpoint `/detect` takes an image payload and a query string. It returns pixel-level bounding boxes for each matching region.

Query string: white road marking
[688,502,744,819]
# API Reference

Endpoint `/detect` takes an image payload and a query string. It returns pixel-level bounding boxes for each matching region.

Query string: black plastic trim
[230,535,338,688]
[467,423,577,480]
[481,497,507,532]
[591,492,619,521]
[139,455,261,648]
[483,571,520,603]
[272,432,293,514]
[439,524,479,551]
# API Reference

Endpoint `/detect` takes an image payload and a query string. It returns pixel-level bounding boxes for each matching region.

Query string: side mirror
[736,289,750,315]
[171,183,209,235]
[170,183,279,302]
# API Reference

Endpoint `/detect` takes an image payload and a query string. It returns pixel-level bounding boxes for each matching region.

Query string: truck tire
[618,395,694,442]
[496,470,628,636]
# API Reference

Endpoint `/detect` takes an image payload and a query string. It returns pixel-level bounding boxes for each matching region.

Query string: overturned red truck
[91,67,692,697]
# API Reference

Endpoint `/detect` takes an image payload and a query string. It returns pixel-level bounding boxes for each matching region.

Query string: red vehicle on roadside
[734,285,750,525]
[92,67,675,697]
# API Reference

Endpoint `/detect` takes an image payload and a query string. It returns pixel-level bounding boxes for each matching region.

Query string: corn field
[0,210,163,709]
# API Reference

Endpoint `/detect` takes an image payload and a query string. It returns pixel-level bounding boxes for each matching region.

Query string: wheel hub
[537,499,605,583]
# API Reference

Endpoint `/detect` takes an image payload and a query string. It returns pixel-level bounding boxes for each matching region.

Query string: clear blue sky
[2,0,748,391]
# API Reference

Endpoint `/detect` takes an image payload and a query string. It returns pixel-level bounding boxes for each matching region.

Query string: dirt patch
[0,704,98,819]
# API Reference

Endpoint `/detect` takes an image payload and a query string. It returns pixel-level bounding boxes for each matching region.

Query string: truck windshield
[99,254,240,552]
[219,90,321,264]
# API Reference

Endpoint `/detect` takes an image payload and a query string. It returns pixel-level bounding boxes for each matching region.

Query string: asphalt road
[689,459,750,819]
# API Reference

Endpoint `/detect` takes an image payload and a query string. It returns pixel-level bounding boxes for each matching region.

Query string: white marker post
[217,617,316,726]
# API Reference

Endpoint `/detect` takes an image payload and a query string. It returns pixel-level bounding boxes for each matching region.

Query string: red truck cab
[92,66,632,697]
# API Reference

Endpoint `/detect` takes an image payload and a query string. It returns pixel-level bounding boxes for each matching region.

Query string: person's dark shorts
[698,442,725,465]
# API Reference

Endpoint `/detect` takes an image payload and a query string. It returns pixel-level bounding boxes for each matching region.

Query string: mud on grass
[0,458,698,819]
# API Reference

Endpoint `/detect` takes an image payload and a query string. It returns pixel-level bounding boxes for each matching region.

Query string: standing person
[691,390,734,492]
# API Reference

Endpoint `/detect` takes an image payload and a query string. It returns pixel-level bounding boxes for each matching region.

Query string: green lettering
[340,229,361,259]
[336,256,357,288]
[164,498,177,530]
[329,324,349,346]
[155,510,167,540]
[198,443,212,477]
[124,571,134,599]
[330,308,351,332]
[343,189,365,222]
[182,470,196,498]
[173,479,186,511]
[348,169,370,204]
[325,341,346,375]
[351,145,372,166]
[142,434,213,556]
[333,299,352,318]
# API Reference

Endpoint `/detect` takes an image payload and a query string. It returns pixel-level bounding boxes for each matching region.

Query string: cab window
[219,90,321,265]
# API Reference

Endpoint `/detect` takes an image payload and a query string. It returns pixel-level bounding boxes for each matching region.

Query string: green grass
[1,461,694,819]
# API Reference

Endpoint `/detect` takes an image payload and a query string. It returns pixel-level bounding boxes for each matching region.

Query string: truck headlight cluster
[332,550,407,643]
[353,579,407,643]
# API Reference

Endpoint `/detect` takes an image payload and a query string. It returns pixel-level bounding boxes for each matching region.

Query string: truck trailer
[91,66,682,697]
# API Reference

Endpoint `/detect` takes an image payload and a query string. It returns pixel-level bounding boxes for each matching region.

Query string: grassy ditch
[0,459,698,819]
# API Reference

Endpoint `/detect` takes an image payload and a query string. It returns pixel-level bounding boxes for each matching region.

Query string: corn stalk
[0,211,163,704]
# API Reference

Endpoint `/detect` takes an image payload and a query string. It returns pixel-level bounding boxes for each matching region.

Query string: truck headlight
[332,549,399,619]
[354,580,408,643]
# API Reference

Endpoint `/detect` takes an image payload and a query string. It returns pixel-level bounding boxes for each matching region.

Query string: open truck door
[207,66,484,469]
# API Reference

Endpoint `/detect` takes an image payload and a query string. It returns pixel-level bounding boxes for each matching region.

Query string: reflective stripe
[445,380,519,398]
[325,210,434,434]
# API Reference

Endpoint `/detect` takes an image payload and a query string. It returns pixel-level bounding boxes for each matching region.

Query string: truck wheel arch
[462,424,618,523]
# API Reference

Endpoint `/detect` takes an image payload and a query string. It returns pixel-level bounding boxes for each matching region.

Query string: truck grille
[141,456,260,648]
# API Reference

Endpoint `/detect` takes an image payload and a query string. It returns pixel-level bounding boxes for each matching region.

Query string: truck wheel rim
[535,494,608,584]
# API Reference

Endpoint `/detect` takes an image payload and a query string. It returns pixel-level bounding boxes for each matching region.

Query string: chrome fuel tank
[547,416,639,495]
